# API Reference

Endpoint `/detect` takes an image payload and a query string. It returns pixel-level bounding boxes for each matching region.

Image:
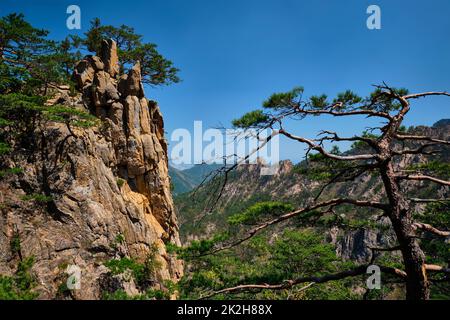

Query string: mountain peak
[433,119,450,128]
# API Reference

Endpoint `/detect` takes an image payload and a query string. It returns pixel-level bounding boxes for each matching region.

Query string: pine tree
[79,18,180,86]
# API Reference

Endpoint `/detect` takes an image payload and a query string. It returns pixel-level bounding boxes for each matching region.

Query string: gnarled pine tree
[199,84,449,300]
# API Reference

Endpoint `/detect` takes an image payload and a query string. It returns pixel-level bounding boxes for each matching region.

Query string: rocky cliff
[0,40,182,299]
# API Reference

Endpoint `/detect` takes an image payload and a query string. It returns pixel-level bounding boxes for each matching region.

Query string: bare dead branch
[395,134,450,146]
[403,92,450,100]
[392,143,439,156]
[409,198,450,203]
[200,282,315,299]
[204,198,388,255]
[425,264,450,274]
[368,245,402,252]
[316,130,379,149]
[313,163,379,201]
[396,174,450,186]
[413,223,450,237]
[206,130,278,212]
[293,106,393,120]
[192,129,280,216]
[200,264,407,299]
[279,129,379,161]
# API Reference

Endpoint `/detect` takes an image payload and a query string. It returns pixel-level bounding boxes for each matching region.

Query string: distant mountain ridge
[169,164,223,195]
[433,119,450,128]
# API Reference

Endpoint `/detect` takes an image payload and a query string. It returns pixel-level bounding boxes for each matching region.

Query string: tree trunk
[380,161,430,300]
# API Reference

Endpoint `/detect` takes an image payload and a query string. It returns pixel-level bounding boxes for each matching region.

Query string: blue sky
[1,0,449,163]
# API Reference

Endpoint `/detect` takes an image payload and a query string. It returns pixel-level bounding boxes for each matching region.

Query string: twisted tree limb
[394,134,450,146]
[200,198,388,256]
[200,264,407,299]
[396,174,450,186]
[413,223,450,237]
[403,92,450,100]
[279,129,379,161]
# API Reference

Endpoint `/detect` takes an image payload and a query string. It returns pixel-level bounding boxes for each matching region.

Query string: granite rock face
[0,40,182,299]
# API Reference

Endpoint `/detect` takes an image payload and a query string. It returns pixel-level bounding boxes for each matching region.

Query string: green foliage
[292,146,356,182]
[228,201,294,225]
[170,233,230,258]
[104,257,141,276]
[192,83,447,300]
[0,94,47,143]
[422,203,450,229]
[407,161,450,179]
[0,12,181,171]
[232,110,269,128]
[367,87,409,112]
[110,233,126,251]
[116,178,125,188]
[0,93,46,149]
[0,93,46,115]
[56,281,71,298]
[15,257,37,292]
[141,244,162,279]
[21,193,53,203]
[332,90,362,107]
[102,245,170,299]
[0,13,48,89]
[115,233,125,245]
[270,230,337,277]
[329,145,341,155]
[0,13,77,94]
[0,256,38,300]
[295,167,326,180]
[0,167,23,178]
[0,142,11,155]
[1,12,178,155]
[310,94,328,108]
[102,287,172,300]
[81,18,179,86]
[104,244,162,286]
[0,92,98,155]
[232,85,411,137]
[129,43,180,86]
[414,203,450,299]
[0,117,12,126]
[43,104,99,128]
[10,232,21,256]
[178,230,358,300]
[102,289,133,300]
[262,87,304,109]
[351,131,380,149]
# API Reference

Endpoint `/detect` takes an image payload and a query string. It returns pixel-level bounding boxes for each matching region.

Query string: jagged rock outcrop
[0,40,182,299]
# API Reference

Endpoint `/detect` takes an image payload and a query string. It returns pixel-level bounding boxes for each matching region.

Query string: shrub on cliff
[0,256,38,300]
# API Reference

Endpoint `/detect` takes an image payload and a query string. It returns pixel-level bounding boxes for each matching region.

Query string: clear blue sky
[1,0,449,163]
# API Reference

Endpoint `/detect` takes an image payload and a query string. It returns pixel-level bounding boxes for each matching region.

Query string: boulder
[119,61,144,98]
[73,58,95,89]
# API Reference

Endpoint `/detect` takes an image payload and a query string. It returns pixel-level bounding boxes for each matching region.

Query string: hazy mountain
[433,119,450,128]
[169,164,223,195]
